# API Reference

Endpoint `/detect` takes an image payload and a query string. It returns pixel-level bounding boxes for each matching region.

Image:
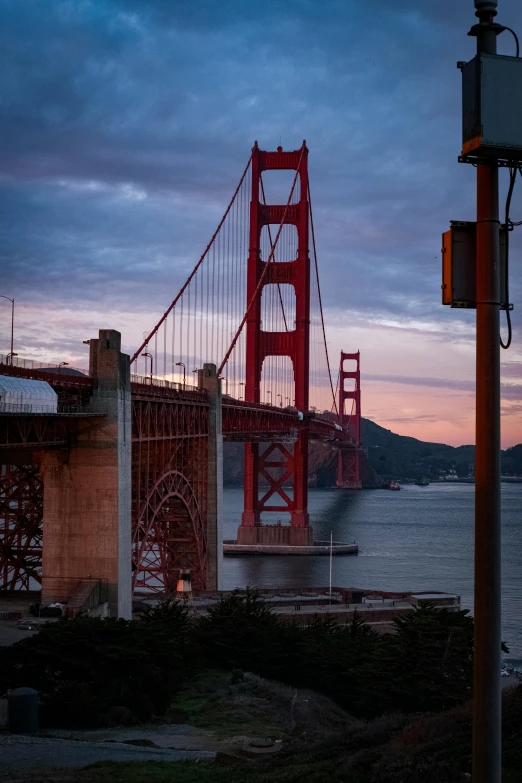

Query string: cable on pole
[501,165,517,350]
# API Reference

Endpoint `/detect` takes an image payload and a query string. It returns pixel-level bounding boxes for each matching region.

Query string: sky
[2,0,522,448]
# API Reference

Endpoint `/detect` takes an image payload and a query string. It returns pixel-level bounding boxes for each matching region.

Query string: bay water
[223,483,522,664]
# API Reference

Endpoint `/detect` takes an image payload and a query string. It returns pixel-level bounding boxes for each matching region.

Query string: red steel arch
[132,469,207,594]
[131,389,209,594]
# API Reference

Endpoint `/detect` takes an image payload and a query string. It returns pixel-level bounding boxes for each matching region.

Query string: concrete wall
[237,525,313,546]
[41,330,132,618]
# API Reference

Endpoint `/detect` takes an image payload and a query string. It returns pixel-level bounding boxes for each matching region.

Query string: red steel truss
[337,351,362,489]
[0,382,357,593]
[130,385,210,594]
[241,143,311,535]
[0,465,43,590]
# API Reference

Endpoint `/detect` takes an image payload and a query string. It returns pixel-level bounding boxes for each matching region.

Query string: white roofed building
[0,376,58,413]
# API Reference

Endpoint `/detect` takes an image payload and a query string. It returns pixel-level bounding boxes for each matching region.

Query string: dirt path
[0,734,214,776]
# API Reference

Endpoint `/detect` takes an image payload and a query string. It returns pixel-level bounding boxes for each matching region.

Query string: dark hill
[502,443,522,476]
[362,419,476,482]
[223,418,522,486]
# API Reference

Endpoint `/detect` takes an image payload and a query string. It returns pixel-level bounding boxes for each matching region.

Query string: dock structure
[135,587,461,632]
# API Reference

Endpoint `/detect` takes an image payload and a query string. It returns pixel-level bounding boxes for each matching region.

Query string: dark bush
[0,594,484,731]
[384,604,474,713]
[0,603,193,728]
[39,679,103,728]
[194,587,294,679]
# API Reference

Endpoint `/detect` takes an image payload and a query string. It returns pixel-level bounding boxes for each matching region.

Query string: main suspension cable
[131,152,253,364]
[218,144,305,377]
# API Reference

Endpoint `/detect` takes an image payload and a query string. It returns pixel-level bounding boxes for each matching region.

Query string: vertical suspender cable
[130,153,253,364]
[308,183,339,417]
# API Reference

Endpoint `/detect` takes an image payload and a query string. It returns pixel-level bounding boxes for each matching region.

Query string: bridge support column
[199,363,223,590]
[41,330,132,618]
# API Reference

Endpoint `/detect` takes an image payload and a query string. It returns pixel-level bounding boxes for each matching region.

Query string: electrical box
[462,53,522,159]
[441,221,507,308]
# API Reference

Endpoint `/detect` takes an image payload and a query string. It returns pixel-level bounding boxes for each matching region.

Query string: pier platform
[223,540,358,556]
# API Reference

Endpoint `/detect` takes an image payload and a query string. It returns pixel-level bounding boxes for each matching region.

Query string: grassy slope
[5,680,521,783]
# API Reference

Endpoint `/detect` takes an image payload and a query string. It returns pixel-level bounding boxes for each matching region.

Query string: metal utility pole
[470,2,501,781]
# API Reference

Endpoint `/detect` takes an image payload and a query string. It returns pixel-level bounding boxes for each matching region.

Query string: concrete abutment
[41,330,132,618]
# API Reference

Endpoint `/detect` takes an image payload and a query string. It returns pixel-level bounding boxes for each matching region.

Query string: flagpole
[329,531,333,604]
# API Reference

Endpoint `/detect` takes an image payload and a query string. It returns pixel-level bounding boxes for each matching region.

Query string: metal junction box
[441,221,507,308]
[462,53,522,159]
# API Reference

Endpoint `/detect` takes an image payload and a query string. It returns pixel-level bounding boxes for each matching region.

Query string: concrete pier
[236,524,313,547]
[41,330,132,618]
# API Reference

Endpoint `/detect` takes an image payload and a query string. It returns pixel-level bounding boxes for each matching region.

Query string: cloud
[2,0,522,445]
[366,373,475,392]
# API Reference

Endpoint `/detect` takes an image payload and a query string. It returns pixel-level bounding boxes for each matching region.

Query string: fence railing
[130,373,197,392]
[0,402,57,414]
[0,354,89,376]
[0,402,93,415]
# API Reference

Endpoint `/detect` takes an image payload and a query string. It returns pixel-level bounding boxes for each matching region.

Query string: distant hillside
[223,418,522,486]
[502,443,522,476]
[362,419,476,482]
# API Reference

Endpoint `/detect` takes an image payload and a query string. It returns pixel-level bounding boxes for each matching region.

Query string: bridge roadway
[0,342,358,615]
[0,361,356,450]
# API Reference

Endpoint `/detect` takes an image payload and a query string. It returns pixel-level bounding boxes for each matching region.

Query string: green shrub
[0,594,485,730]
[0,605,193,728]
[384,604,474,713]
[194,588,293,679]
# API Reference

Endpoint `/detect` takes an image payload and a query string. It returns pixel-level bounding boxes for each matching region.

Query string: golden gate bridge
[0,142,362,613]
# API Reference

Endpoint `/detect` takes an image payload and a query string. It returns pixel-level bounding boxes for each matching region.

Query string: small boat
[415,477,430,486]
[389,480,400,491]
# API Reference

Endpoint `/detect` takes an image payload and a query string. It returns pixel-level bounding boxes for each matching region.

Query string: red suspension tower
[237,142,313,546]
[337,351,362,489]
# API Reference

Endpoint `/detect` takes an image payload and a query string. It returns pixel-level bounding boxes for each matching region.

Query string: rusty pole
[470,2,502,781]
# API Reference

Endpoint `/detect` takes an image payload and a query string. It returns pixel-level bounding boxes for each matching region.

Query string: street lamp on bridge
[277,393,282,408]
[175,361,186,389]
[58,362,68,374]
[0,295,15,364]
[141,352,153,382]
